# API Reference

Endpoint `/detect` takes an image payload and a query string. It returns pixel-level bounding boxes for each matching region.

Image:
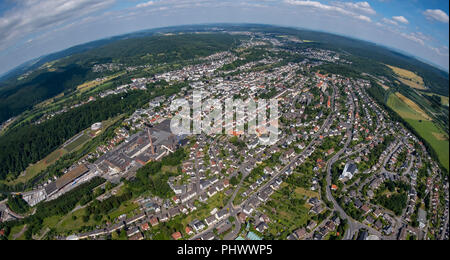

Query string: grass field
[294,187,319,199]
[259,185,310,238]
[8,224,26,240]
[387,92,449,171]
[64,133,91,153]
[387,65,426,90]
[76,72,125,93]
[387,92,430,121]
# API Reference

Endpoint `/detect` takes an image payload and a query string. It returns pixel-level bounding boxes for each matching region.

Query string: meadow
[387,92,449,171]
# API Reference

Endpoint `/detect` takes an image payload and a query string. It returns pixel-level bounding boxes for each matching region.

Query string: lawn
[181,192,230,227]
[107,201,140,220]
[8,224,26,240]
[294,187,319,199]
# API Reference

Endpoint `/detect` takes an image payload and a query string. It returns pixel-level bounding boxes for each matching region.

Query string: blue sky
[0,0,448,76]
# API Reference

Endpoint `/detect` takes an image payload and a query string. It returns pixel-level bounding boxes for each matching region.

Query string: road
[192,84,338,240]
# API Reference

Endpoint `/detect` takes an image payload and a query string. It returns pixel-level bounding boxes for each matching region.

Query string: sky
[0,0,448,76]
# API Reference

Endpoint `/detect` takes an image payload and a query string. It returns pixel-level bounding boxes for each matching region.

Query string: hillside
[0,31,240,124]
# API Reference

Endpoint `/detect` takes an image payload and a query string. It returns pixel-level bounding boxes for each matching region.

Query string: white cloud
[423,9,449,24]
[392,16,408,24]
[284,0,372,22]
[381,17,398,26]
[430,46,449,57]
[331,1,376,16]
[0,0,115,50]
[400,32,425,46]
[136,1,155,8]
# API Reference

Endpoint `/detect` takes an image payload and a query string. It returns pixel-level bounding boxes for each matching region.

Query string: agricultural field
[388,92,431,121]
[387,65,427,90]
[387,92,449,171]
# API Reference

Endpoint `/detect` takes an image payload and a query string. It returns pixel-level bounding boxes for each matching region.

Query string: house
[256,222,269,233]
[293,228,307,240]
[259,214,270,223]
[149,216,159,226]
[374,220,383,230]
[172,231,182,240]
[308,197,320,206]
[160,213,169,222]
[373,208,383,218]
[191,220,206,233]
[365,215,375,225]
[237,212,248,223]
[307,220,317,231]
[127,227,140,237]
[215,209,228,221]
[264,167,274,176]
[360,204,371,215]
[325,221,336,231]
[243,205,254,215]
[129,232,144,240]
[205,215,217,226]
[310,204,324,215]
[185,226,194,235]
[354,198,363,209]
[169,207,180,218]
[172,196,180,204]
[207,187,217,197]
[141,222,150,231]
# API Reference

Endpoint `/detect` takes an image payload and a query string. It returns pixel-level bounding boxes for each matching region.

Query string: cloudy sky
[0,0,448,76]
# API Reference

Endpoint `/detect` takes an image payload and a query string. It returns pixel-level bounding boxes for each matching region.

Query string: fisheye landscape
[0,0,448,243]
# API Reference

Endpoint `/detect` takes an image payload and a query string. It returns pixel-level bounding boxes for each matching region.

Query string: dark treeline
[6,195,30,215]
[127,148,186,199]
[0,91,148,180]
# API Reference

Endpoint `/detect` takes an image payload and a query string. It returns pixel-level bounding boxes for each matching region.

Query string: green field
[259,184,310,238]
[64,133,91,153]
[387,93,449,171]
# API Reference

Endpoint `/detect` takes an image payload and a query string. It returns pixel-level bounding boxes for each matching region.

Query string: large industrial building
[95,119,181,176]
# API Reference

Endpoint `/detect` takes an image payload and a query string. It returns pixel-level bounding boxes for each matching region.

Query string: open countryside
[387,92,449,171]
[386,65,427,90]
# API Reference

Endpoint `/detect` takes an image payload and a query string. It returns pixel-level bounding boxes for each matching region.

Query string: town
[0,32,448,241]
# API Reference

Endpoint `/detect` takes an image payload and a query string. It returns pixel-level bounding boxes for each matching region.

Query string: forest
[0,81,188,182]
[0,32,242,124]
